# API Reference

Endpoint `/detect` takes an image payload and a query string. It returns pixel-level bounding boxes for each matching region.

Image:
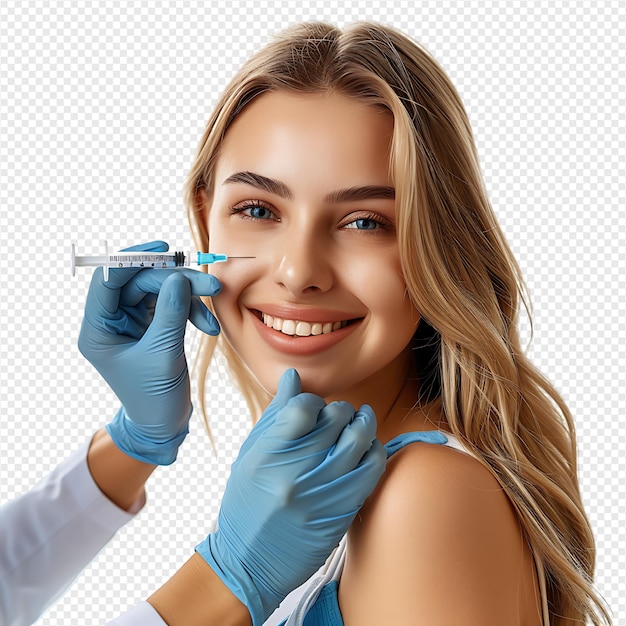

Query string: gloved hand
[78,241,222,465]
[196,368,386,626]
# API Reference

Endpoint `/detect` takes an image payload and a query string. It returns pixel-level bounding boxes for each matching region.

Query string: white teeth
[282,320,296,335]
[295,321,312,336]
[262,313,349,337]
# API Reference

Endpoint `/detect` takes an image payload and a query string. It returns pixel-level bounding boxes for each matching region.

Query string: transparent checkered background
[1,0,624,623]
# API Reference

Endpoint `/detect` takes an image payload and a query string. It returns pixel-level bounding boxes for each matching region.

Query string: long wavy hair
[184,21,611,625]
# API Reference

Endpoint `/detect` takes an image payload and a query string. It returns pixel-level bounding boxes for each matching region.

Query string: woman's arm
[338,442,543,625]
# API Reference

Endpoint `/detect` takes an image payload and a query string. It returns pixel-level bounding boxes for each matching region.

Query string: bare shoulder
[338,440,542,626]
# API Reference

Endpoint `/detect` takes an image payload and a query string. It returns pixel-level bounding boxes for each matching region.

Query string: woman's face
[204,90,420,407]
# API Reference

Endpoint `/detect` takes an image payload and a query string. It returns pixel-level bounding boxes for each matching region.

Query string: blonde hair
[184,21,611,625]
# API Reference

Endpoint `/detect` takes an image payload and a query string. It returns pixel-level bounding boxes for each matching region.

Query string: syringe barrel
[71,242,194,281]
[106,251,190,268]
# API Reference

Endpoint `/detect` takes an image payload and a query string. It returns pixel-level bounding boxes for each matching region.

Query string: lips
[249,307,362,356]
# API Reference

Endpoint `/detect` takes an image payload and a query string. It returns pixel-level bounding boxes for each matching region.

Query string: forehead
[215,90,394,188]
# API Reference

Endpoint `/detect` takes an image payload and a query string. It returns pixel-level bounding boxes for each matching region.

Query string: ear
[192,185,211,252]
[196,184,210,210]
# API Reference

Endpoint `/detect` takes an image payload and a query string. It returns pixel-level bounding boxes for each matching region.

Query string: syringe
[71,242,254,281]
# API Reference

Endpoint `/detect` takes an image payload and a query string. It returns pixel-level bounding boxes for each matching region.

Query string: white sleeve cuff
[105,601,168,625]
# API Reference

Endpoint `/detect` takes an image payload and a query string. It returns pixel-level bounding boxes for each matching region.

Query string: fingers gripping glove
[196,369,386,625]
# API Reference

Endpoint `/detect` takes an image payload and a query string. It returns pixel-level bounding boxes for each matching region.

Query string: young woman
[180,21,612,625]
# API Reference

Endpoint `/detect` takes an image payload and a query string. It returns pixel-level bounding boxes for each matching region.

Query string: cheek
[209,213,272,272]
[206,216,252,291]
[208,215,238,254]
[348,249,414,312]
[355,258,419,340]
[205,233,253,324]
[209,262,251,325]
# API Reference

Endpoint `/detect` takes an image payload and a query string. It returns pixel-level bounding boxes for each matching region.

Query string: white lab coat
[0,440,166,626]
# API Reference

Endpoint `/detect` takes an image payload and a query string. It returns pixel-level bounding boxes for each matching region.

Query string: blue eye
[230,201,278,221]
[248,205,273,219]
[344,217,384,231]
[353,218,378,230]
[341,212,394,234]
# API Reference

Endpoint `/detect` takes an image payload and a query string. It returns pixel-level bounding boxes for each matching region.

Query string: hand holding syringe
[71,241,254,280]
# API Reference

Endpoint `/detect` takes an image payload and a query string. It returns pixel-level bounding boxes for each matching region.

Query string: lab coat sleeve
[104,601,168,625]
[0,439,143,626]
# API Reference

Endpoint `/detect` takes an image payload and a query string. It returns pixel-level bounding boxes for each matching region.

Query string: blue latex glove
[78,241,222,465]
[196,369,386,625]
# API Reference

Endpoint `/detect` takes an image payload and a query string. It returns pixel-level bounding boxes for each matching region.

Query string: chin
[253,365,342,401]
[294,371,355,403]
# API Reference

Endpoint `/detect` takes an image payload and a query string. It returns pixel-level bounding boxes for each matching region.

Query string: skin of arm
[338,442,543,625]
[147,553,252,626]
[86,428,156,512]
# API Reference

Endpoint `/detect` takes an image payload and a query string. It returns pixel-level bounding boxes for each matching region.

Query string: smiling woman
[199,90,419,406]
[183,21,612,626]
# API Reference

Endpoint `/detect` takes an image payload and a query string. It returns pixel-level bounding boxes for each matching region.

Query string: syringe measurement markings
[109,255,177,262]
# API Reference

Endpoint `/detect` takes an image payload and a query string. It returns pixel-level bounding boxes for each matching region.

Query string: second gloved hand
[78,242,222,465]
[196,369,386,625]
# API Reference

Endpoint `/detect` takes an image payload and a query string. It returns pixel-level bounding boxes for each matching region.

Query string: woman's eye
[230,201,278,221]
[247,205,273,219]
[342,214,392,232]
[345,218,379,231]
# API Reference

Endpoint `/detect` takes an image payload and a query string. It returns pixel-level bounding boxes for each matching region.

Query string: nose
[271,227,334,296]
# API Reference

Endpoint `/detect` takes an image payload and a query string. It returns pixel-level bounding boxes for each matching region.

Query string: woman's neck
[375,375,446,444]
[324,348,446,444]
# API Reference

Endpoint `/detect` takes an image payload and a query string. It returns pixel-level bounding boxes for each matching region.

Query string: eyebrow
[223,170,395,203]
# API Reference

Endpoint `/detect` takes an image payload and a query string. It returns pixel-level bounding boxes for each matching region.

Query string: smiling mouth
[257,311,359,337]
